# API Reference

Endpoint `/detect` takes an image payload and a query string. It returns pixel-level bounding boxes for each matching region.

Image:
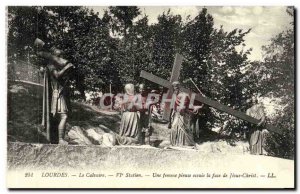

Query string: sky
[89,6,293,61]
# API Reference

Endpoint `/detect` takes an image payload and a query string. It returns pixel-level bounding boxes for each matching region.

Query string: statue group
[35,38,268,155]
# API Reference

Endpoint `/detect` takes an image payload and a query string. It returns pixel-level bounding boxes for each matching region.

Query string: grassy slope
[8,82,46,143]
[7,82,171,145]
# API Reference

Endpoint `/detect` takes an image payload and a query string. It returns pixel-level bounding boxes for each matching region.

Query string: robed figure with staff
[35,38,74,144]
[168,81,204,147]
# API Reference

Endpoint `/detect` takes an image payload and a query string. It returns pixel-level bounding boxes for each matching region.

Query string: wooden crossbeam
[140,70,283,134]
[169,54,183,82]
[162,53,183,120]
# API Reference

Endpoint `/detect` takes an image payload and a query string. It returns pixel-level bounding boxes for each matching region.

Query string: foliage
[7,6,295,158]
[108,7,153,86]
[8,7,121,95]
[257,27,294,159]
[109,6,141,38]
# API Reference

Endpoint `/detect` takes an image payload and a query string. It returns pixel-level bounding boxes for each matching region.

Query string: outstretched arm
[193,103,204,114]
[52,63,74,79]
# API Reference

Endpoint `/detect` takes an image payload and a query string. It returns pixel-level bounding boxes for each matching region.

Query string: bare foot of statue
[59,139,68,145]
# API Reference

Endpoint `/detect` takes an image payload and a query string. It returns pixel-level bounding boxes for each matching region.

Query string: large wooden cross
[162,53,183,120]
[140,55,283,135]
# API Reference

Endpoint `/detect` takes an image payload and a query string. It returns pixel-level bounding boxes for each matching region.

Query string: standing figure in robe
[168,81,203,147]
[137,84,155,145]
[35,38,74,145]
[246,95,267,155]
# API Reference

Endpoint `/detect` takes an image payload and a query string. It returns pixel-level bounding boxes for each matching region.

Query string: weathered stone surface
[195,141,249,154]
[85,128,103,145]
[102,133,116,146]
[7,142,293,171]
[7,142,294,188]
[68,126,92,145]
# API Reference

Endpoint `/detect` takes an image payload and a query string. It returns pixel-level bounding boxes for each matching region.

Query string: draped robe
[117,95,141,145]
[246,104,266,155]
[170,92,195,146]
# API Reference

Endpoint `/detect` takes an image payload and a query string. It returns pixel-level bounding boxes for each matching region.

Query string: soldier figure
[35,38,74,145]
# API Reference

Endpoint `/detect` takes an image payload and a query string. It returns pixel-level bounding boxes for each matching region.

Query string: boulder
[102,133,117,146]
[85,128,103,145]
[68,126,92,145]
[9,84,28,94]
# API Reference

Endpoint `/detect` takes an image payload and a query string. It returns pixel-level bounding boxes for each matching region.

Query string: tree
[9,6,295,157]
[7,6,122,96]
[257,21,294,159]
[180,8,252,137]
[117,15,154,85]
[151,10,183,81]
[209,27,253,139]
[7,7,49,64]
[109,6,141,39]
[179,8,214,134]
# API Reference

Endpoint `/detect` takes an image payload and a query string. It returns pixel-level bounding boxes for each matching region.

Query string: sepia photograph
[6,5,295,188]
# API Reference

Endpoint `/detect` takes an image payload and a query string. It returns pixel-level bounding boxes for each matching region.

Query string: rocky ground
[7,81,254,169]
[7,82,294,189]
[8,81,248,150]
